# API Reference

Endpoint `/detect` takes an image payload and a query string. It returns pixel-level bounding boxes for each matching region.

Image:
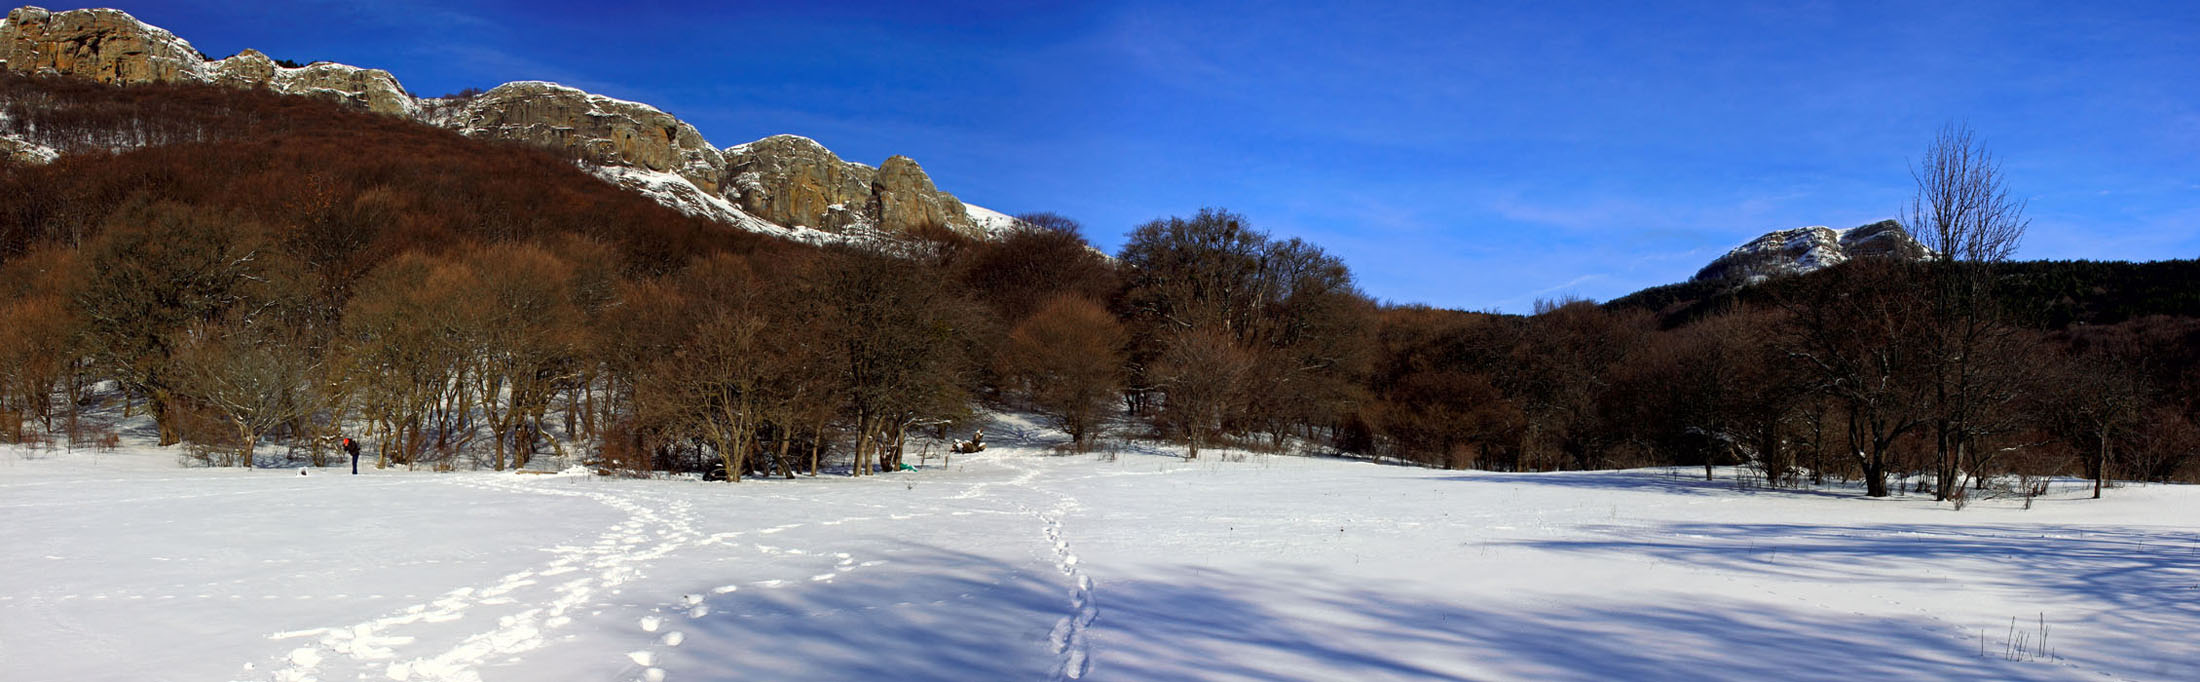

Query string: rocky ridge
[0,5,1006,241]
[1692,220,1931,283]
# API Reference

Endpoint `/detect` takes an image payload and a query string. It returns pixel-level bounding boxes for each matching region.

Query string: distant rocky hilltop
[0,5,1013,242]
[1692,220,1931,283]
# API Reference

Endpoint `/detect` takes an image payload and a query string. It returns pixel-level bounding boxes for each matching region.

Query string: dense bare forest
[2,73,2194,499]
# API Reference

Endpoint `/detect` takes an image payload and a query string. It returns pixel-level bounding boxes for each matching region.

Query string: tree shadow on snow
[619,542,1071,682]
[1096,566,2134,681]
[1434,469,1860,500]
[542,535,2183,681]
[1495,522,2200,679]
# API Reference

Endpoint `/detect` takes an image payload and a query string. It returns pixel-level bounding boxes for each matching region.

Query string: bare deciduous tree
[1908,123,2029,265]
[1908,122,2031,503]
[1780,259,1937,497]
[171,320,323,466]
[1153,328,1252,459]
[1001,294,1125,450]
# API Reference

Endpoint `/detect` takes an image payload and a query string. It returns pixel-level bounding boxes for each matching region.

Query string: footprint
[688,605,711,618]
[1066,648,1089,679]
[1049,618,1071,653]
[660,631,685,647]
[681,594,704,606]
[639,616,663,633]
[710,585,739,595]
[627,651,655,666]
[642,668,667,682]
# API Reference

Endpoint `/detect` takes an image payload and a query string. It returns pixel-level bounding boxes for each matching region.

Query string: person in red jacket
[343,437,362,475]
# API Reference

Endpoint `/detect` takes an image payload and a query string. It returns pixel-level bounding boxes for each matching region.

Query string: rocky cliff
[1,6,201,84]
[210,48,415,117]
[721,135,979,234]
[1692,220,1931,282]
[0,5,1002,242]
[433,81,724,194]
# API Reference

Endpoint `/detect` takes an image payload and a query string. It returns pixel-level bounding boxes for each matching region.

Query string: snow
[723,134,827,157]
[964,202,1024,239]
[583,164,868,248]
[1,133,60,165]
[1726,225,1849,277]
[4,417,2194,681]
[494,81,666,116]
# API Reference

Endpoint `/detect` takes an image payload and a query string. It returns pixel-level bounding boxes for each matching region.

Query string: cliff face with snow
[1692,220,1931,283]
[0,5,1012,243]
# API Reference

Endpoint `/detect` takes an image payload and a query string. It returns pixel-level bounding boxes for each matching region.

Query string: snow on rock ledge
[1692,220,1930,283]
[454,81,725,194]
[1,131,57,164]
[1,6,205,84]
[587,165,867,248]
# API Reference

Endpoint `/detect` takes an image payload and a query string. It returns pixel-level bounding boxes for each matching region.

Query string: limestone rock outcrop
[445,81,723,193]
[0,7,413,116]
[724,134,876,231]
[1,6,205,84]
[271,61,415,118]
[1692,220,1931,282]
[208,49,415,117]
[723,135,978,235]
[873,155,973,234]
[206,47,275,87]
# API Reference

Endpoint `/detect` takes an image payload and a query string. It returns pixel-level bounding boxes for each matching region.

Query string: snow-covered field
[3,416,2195,682]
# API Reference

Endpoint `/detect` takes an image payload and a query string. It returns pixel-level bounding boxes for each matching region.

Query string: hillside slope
[0,5,1017,244]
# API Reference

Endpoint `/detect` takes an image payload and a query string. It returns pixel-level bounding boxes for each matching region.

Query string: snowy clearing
[3,416,2195,682]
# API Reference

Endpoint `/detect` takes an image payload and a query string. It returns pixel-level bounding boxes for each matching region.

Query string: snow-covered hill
[1693,220,1932,283]
[4,419,2191,681]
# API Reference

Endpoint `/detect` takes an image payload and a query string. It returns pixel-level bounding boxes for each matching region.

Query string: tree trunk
[888,426,906,472]
[774,428,795,479]
[234,419,256,468]
[1862,450,1889,498]
[809,417,825,476]
[152,391,180,446]
[2094,429,2108,499]
[852,421,872,477]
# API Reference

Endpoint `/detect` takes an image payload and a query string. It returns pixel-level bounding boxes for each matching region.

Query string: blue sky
[114,0,2200,311]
